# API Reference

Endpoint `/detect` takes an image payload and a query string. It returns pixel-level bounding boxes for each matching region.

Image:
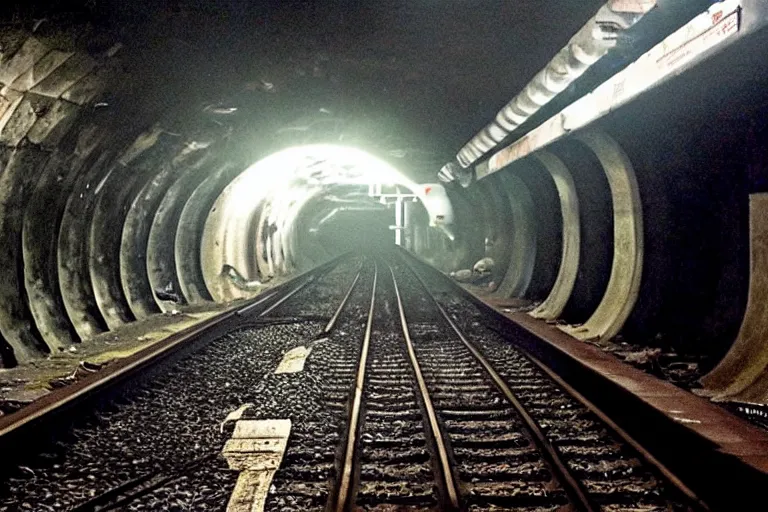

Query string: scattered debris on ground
[589,336,708,391]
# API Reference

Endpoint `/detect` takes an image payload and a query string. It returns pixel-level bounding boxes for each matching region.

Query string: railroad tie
[221,419,292,512]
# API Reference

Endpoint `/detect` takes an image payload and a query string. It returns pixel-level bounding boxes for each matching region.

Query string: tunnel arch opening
[200,143,435,302]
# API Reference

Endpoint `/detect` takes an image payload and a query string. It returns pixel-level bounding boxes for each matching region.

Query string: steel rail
[389,265,462,511]
[400,252,709,511]
[517,339,709,510]
[331,263,378,512]
[234,291,277,316]
[0,255,350,460]
[70,453,217,511]
[73,261,366,511]
[0,309,240,440]
[425,288,597,512]
[257,277,316,317]
[0,280,299,440]
[322,261,364,335]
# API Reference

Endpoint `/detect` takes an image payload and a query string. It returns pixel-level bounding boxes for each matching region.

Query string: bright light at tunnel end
[201,143,446,302]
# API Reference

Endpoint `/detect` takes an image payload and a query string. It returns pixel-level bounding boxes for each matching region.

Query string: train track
[312,258,703,511]
[0,253,713,511]
[0,255,361,511]
[262,256,705,511]
[394,258,704,511]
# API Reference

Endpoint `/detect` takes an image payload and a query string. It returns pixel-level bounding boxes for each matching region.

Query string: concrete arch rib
[0,145,51,363]
[120,163,182,319]
[175,164,236,304]
[254,203,272,280]
[58,148,112,341]
[702,193,768,401]
[201,171,260,303]
[530,151,580,320]
[147,157,211,311]
[494,172,537,299]
[560,131,643,342]
[88,162,143,329]
[477,179,515,292]
[23,152,80,351]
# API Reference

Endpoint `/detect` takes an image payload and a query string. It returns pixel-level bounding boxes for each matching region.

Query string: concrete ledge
[0,305,228,415]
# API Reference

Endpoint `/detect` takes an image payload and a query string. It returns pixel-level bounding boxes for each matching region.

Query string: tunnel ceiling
[6,0,607,174]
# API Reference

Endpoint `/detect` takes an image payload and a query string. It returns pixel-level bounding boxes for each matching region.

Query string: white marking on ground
[274,345,312,374]
[222,419,291,512]
[220,404,254,433]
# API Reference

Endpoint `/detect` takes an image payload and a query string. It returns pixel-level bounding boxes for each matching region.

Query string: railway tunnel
[3,0,768,510]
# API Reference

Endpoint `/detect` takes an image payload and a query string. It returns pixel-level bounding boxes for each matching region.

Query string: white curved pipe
[455,1,656,169]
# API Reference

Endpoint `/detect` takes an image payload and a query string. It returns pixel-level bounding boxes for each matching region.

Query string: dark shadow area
[315,209,395,255]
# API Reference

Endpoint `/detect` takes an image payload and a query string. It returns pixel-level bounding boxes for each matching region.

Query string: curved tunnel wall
[474,129,642,344]
[0,31,242,365]
[58,147,115,341]
[510,159,562,301]
[147,152,216,310]
[1,27,438,366]
[455,20,768,372]
[0,145,50,363]
[494,173,537,299]
[120,140,201,319]
[23,139,85,351]
[0,33,115,363]
[175,162,238,305]
[529,151,580,320]
[464,112,749,355]
[560,131,644,342]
